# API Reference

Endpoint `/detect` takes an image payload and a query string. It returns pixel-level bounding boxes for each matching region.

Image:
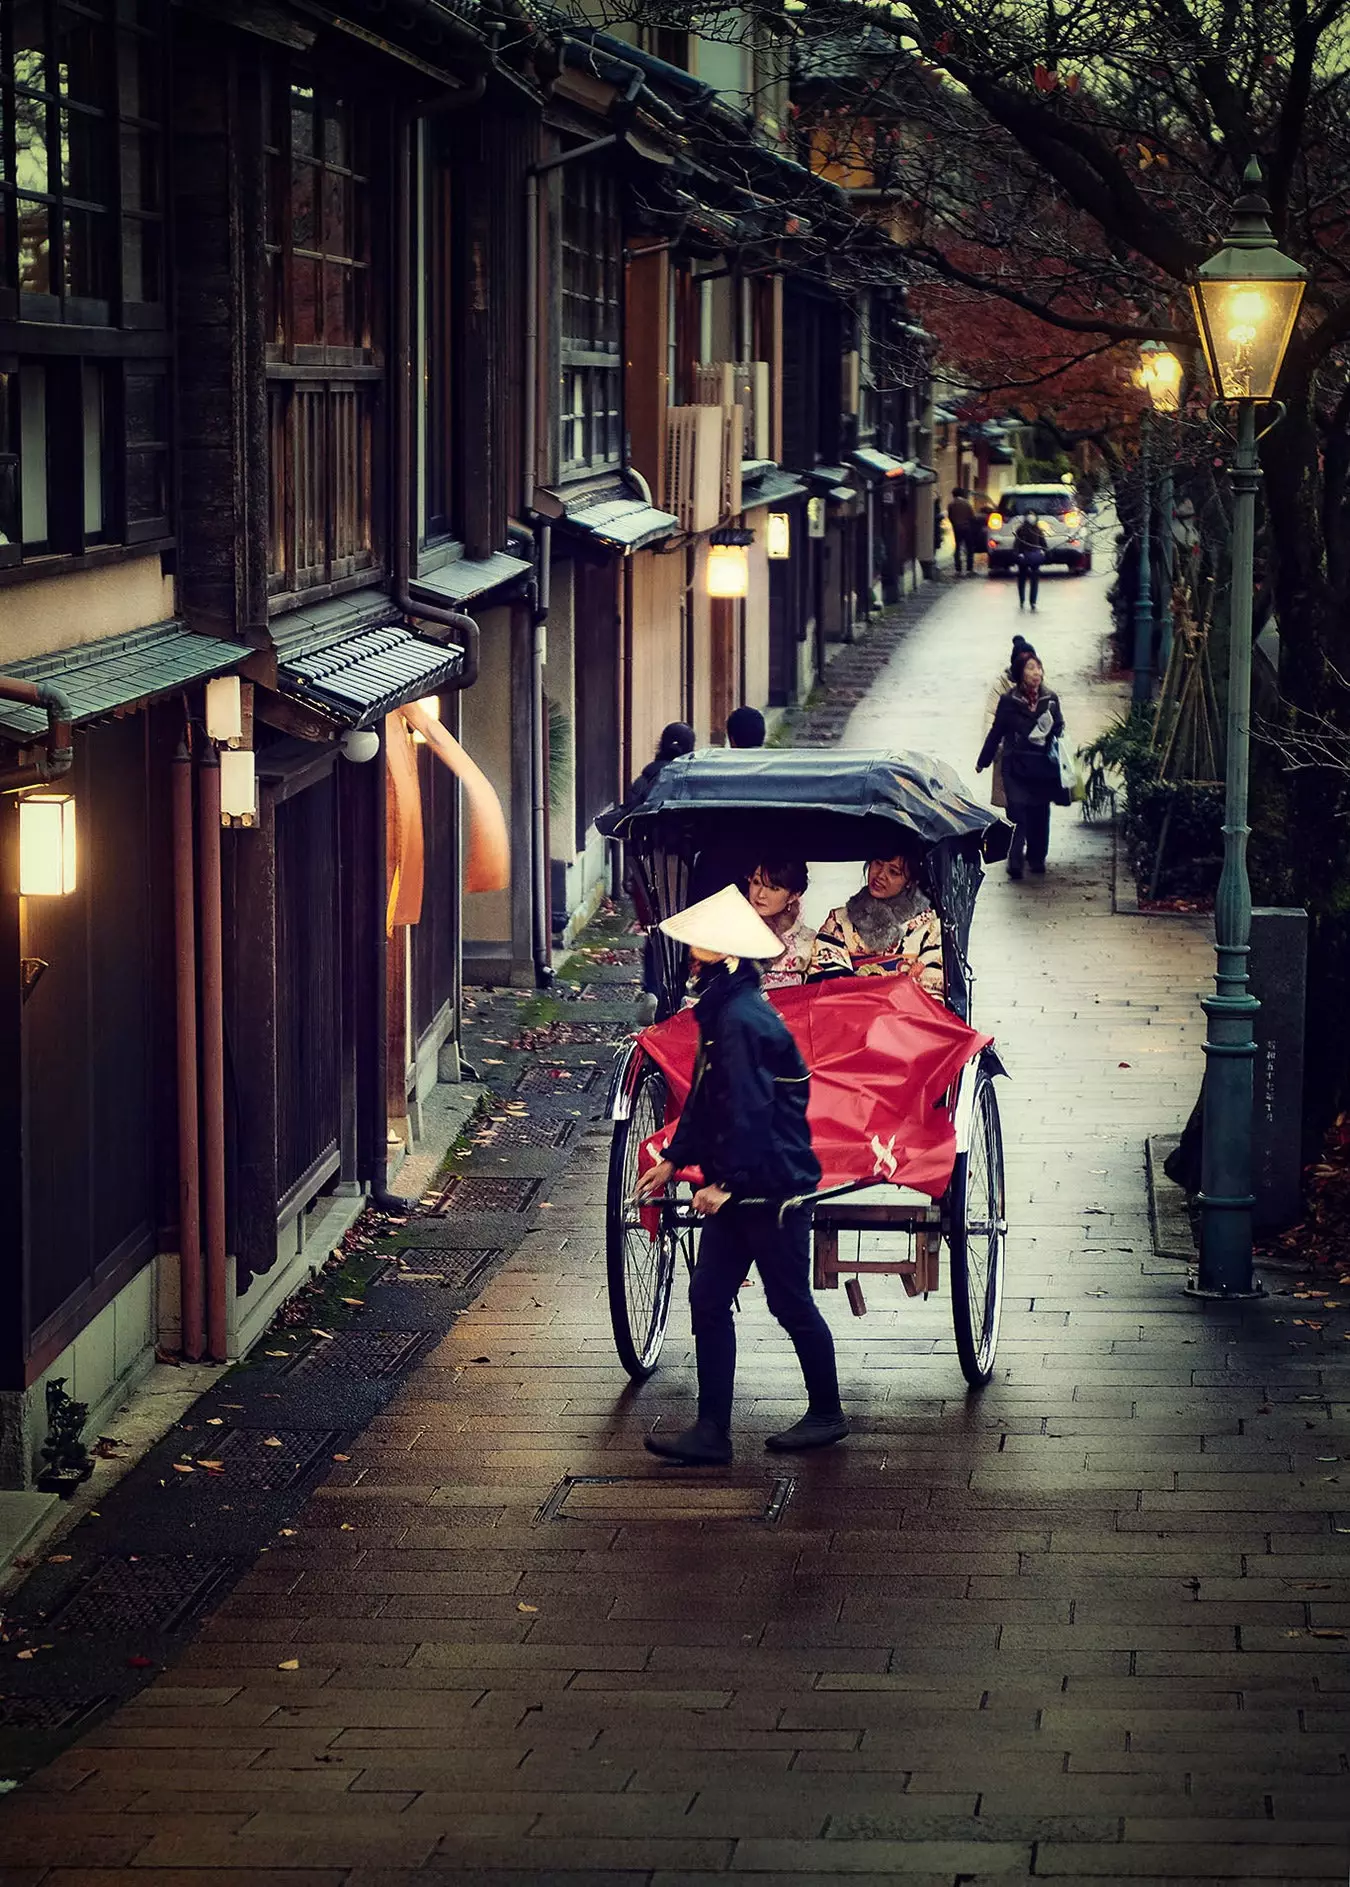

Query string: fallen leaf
[207,1417,224,1426]
[310,1329,335,1341]
[172,1463,195,1474]
[340,1298,365,1307]
[1118,1061,1131,1069]
[277,1658,301,1671]
[46,1555,71,1564]
[14,1650,35,1661]
[517,1603,538,1614]
[265,1350,290,1358]
[332,1453,350,1462]
[197,1461,225,1472]
[340,1523,356,1532]
[262,1437,283,1448]
[278,1529,298,1537]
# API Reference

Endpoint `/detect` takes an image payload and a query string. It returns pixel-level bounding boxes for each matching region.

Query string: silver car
[985,484,1093,575]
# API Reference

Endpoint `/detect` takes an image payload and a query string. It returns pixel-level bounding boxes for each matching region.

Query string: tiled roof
[851,448,908,481]
[411,551,532,607]
[0,622,247,741]
[741,468,808,508]
[536,477,681,553]
[278,619,465,728]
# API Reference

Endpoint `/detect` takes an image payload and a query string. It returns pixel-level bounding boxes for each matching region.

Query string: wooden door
[273,767,343,1217]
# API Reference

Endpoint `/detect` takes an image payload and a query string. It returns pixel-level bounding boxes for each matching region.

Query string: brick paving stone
[5,567,1350,1882]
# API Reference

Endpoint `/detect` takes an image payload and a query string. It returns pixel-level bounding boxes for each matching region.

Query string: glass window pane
[117,33,160,121]
[125,448,164,523]
[18,199,52,293]
[120,127,159,211]
[62,108,105,198]
[57,11,105,106]
[324,99,348,168]
[19,366,48,546]
[15,95,50,194]
[124,370,163,444]
[121,213,160,302]
[83,363,103,535]
[323,263,351,347]
[14,4,48,92]
[292,159,316,251]
[322,169,346,258]
[292,256,319,344]
[290,85,315,158]
[64,206,109,299]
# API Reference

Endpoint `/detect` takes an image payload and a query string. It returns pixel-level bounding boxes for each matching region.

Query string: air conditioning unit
[695,361,771,462]
[842,349,860,417]
[721,405,744,519]
[665,405,725,534]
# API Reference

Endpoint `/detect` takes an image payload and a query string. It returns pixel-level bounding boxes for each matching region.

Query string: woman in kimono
[809,848,944,999]
[746,859,816,991]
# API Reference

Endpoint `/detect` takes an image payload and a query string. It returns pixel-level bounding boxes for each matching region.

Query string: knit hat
[659,884,787,960]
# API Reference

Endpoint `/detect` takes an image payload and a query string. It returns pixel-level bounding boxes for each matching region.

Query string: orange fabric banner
[385,713,424,933]
[399,701,510,894]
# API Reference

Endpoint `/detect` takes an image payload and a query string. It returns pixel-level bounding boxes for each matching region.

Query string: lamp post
[1129,415,1155,706]
[1136,343,1184,680]
[1187,159,1307,1296]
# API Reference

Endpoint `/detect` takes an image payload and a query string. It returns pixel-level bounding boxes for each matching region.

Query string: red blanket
[638,973,992,1201]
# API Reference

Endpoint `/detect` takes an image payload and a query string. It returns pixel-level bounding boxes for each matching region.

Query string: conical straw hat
[659,883,786,960]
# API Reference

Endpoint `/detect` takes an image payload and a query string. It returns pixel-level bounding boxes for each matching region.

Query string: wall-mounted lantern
[340,728,381,764]
[807,496,826,539]
[205,674,244,745]
[19,792,77,896]
[765,513,791,560]
[219,748,257,825]
[705,526,755,599]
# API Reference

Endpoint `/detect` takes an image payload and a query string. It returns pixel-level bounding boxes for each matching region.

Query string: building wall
[0,557,177,665]
[689,543,712,744]
[460,604,515,948]
[742,521,771,712]
[629,548,686,773]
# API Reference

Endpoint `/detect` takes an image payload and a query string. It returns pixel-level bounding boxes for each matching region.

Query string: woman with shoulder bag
[975,651,1064,879]
[1013,510,1048,611]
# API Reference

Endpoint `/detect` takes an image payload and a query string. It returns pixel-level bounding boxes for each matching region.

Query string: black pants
[1016,551,1044,607]
[688,1203,841,1433]
[1006,795,1051,871]
[953,527,975,573]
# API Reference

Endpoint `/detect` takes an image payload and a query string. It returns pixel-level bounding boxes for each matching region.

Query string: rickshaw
[604,748,1010,1392]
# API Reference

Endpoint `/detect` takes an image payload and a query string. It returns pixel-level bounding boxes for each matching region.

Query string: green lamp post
[1187,159,1306,1296]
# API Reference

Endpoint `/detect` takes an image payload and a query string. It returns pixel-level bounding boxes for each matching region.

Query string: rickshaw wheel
[946,1065,1006,1388]
[606,1060,683,1381]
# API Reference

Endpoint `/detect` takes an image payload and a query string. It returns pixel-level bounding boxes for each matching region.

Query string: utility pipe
[172,740,205,1362]
[197,747,228,1361]
[0,676,74,792]
[1131,413,1154,704]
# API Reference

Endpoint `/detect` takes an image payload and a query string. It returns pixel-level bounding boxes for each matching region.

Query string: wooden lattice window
[263,70,380,601]
[558,164,621,478]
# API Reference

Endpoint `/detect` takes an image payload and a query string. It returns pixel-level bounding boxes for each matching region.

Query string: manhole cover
[206,1426,345,1491]
[0,1693,112,1730]
[473,1115,576,1151]
[389,1248,502,1290]
[513,1061,604,1097]
[538,1475,795,1524]
[47,1556,241,1634]
[425,1176,540,1215]
[286,1332,432,1381]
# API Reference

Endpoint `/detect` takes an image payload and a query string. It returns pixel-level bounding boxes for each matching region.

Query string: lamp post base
[1184,1270,1266,1302]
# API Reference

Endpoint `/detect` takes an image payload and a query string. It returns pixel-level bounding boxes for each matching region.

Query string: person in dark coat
[976,650,1064,878]
[634,885,846,1466]
[596,722,696,1021]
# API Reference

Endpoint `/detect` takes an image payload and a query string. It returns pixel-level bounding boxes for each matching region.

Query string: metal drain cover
[425,1175,541,1215]
[389,1248,502,1290]
[473,1115,576,1151]
[538,1475,795,1524]
[513,1062,604,1096]
[0,1693,113,1730]
[206,1426,345,1491]
[286,1332,432,1381]
[47,1555,241,1634]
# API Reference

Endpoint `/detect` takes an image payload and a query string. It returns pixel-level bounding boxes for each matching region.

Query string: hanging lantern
[765,513,792,559]
[1135,342,1184,413]
[705,526,755,600]
[807,496,826,539]
[219,748,257,825]
[18,792,77,896]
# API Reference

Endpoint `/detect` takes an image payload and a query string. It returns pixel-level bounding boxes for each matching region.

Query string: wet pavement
[3,556,1350,1886]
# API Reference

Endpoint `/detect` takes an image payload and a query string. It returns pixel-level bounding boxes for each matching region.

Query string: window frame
[416,114,456,555]
[557,161,622,483]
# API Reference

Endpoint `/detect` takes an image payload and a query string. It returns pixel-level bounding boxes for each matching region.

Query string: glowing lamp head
[18,792,77,896]
[219,748,257,825]
[1190,161,1306,401]
[1136,342,1184,412]
[765,512,791,560]
[706,538,751,600]
[205,673,244,744]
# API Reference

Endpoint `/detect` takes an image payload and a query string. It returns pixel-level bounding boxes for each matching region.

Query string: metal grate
[201,1426,345,1491]
[47,1556,241,1634]
[0,1693,113,1730]
[389,1248,502,1290]
[513,1061,604,1096]
[538,1474,796,1525]
[286,1332,433,1381]
[425,1176,540,1215]
[473,1115,576,1152]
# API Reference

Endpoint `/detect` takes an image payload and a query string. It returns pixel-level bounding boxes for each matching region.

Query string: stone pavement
[4,558,1350,1885]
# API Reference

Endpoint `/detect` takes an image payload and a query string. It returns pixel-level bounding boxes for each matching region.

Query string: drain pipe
[0,677,74,792]
[172,739,205,1363]
[391,73,486,684]
[512,520,553,987]
[197,746,229,1362]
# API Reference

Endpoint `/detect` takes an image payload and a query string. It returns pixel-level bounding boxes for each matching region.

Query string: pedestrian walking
[976,650,1064,879]
[635,884,846,1466]
[597,721,696,1021]
[947,488,976,574]
[1013,510,1048,610]
[726,705,766,749]
[982,635,1045,812]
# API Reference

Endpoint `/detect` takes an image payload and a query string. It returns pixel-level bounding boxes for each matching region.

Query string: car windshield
[1002,492,1074,517]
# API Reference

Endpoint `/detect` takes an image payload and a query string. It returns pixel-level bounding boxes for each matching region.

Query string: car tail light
[987,512,1003,529]
[1063,509,1081,528]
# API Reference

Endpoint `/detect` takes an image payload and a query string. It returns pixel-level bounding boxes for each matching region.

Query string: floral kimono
[760,918,817,992]
[809,885,945,1000]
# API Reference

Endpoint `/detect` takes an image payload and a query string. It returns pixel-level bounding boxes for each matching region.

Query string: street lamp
[1135,343,1184,679]
[1187,159,1306,1297]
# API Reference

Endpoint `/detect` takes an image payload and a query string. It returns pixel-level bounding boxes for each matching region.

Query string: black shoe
[765,1413,849,1453]
[1006,866,1024,881]
[644,1418,732,1466]
[1029,862,1046,875]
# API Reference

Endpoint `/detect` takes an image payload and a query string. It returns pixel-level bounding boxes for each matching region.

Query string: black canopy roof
[618,747,993,854]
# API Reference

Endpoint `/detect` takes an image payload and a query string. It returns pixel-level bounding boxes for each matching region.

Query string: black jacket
[665,959,821,1203]
[977,686,1064,804]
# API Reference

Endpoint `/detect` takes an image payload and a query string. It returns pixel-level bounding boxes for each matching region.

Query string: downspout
[197,746,228,1362]
[0,677,74,792]
[391,73,487,686]
[172,740,204,1363]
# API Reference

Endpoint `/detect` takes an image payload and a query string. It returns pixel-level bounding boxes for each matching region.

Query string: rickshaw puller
[634,886,848,1466]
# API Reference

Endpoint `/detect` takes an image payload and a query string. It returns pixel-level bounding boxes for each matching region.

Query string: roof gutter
[0,675,75,793]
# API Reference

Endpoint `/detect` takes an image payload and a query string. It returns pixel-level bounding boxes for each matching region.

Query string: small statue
[37,1378,94,1495]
